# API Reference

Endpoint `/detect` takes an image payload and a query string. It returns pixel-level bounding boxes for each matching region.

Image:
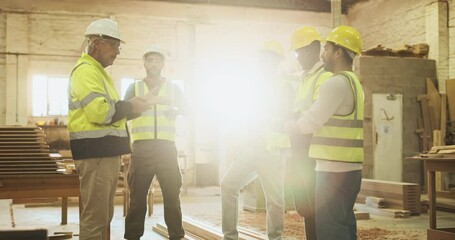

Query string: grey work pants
[124,140,184,240]
[74,156,121,240]
[221,146,286,240]
[289,134,317,240]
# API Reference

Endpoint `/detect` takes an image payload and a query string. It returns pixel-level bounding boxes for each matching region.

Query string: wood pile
[416,78,445,152]
[363,44,429,58]
[0,126,64,175]
[152,216,266,240]
[356,179,421,216]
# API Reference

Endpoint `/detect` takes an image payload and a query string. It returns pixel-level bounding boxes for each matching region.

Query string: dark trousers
[124,140,185,240]
[289,135,317,240]
[315,170,362,240]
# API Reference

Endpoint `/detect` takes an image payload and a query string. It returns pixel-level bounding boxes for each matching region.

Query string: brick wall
[348,0,431,49]
[355,56,436,183]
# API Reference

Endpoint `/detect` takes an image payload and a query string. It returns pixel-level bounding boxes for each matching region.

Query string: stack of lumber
[153,216,266,240]
[356,179,421,216]
[420,145,455,158]
[0,126,63,175]
[363,44,429,58]
[416,78,446,152]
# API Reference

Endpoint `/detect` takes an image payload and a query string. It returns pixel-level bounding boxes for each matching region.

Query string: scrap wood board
[0,153,52,156]
[0,171,61,175]
[0,149,50,152]
[356,179,420,214]
[183,217,265,240]
[153,222,203,240]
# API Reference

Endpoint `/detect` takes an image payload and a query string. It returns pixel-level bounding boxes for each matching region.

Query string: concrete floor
[1,187,455,240]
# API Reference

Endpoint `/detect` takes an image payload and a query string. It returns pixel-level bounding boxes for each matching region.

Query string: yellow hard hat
[290,26,323,51]
[261,40,285,58]
[326,25,362,54]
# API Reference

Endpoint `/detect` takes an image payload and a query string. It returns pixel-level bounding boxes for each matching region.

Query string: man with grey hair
[68,18,153,240]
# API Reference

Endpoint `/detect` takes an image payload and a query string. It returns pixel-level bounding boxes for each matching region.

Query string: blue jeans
[315,170,362,240]
[221,146,286,240]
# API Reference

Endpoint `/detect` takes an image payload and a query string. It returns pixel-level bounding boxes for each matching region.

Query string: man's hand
[129,96,151,114]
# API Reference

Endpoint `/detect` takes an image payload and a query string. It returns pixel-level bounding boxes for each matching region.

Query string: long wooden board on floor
[182,217,260,240]
[356,179,420,214]
[153,222,204,240]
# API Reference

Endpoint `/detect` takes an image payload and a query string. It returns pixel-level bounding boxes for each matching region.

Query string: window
[121,78,136,99]
[32,75,69,116]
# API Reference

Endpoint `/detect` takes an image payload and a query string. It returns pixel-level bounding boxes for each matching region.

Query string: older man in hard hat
[285,25,364,240]
[221,40,293,240]
[68,18,152,240]
[123,45,187,240]
[287,26,333,240]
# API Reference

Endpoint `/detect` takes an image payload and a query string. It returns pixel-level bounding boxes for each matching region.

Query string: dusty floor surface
[1,186,454,239]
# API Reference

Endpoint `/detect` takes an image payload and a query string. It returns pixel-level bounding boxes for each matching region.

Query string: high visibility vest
[67,53,129,159]
[309,71,364,163]
[130,80,176,142]
[293,66,332,113]
[265,79,292,151]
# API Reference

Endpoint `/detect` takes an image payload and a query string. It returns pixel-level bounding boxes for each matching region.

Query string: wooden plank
[354,211,370,220]
[0,153,52,156]
[366,206,411,218]
[154,223,203,240]
[365,196,387,208]
[0,149,50,152]
[238,226,266,239]
[441,94,447,146]
[446,79,455,121]
[182,217,222,240]
[357,179,421,214]
[418,95,433,151]
[0,142,48,145]
[427,78,441,130]
[0,171,61,175]
[183,217,258,240]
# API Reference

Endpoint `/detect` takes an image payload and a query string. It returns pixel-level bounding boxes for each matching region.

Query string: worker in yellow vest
[124,45,187,240]
[221,40,293,240]
[285,25,364,240]
[288,26,333,240]
[68,18,152,240]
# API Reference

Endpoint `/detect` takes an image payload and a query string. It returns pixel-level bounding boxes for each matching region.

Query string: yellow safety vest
[309,71,364,163]
[131,80,176,142]
[68,53,129,159]
[293,66,332,113]
[265,79,293,151]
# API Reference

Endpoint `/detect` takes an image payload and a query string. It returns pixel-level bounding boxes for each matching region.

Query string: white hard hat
[143,45,166,59]
[84,18,124,42]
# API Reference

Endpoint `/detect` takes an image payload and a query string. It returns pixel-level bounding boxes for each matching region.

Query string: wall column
[426,1,449,93]
[5,13,29,125]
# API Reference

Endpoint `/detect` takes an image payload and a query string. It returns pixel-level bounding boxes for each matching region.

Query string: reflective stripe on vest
[67,55,127,141]
[69,129,128,140]
[131,81,176,141]
[68,62,117,124]
[309,71,364,163]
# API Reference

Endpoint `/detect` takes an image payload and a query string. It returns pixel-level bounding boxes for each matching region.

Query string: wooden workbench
[409,157,455,239]
[0,174,80,225]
